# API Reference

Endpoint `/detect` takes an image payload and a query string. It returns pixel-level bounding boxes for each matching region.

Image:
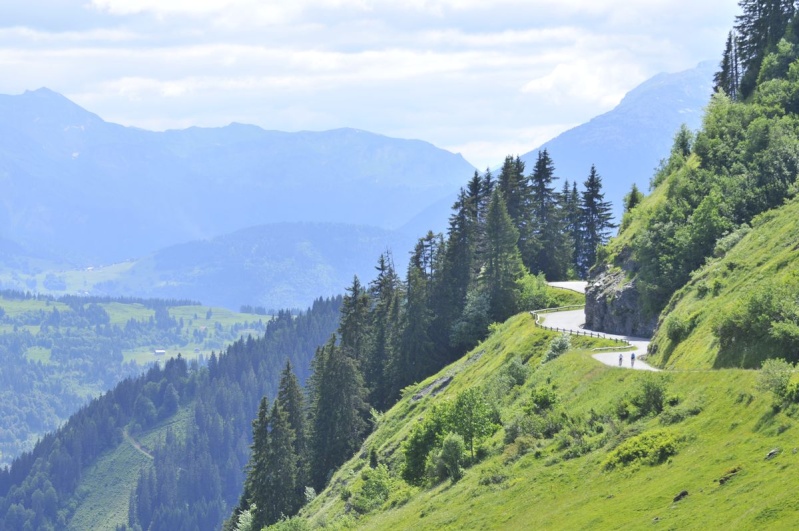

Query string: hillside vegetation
[588,2,799,336]
[296,313,799,530]
[0,291,267,468]
[649,196,799,369]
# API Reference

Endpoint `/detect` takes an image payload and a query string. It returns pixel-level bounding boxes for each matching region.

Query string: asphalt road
[541,308,658,372]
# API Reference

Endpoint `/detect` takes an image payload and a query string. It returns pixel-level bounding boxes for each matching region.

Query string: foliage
[434,433,465,482]
[351,464,392,514]
[541,334,571,364]
[757,358,795,401]
[602,430,680,470]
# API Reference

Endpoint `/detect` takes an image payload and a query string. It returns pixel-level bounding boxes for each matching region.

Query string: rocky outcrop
[585,266,657,338]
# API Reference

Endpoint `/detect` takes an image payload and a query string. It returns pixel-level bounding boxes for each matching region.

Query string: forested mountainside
[587,0,799,337]
[0,292,267,468]
[0,297,341,531]
[218,145,614,530]
[224,3,799,529]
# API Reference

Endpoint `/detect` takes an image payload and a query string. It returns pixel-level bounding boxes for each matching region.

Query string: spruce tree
[560,179,581,278]
[338,276,370,363]
[261,401,298,526]
[244,396,270,531]
[365,253,401,409]
[530,149,570,279]
[578,165,615,277]
[277,360,307,510]
[309,336,368,491]
[483,189,526,322]
[714,30,741,99]
[735,0,796,97]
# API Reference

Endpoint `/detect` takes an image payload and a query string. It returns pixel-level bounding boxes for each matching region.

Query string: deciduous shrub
[541,334,571,364]
[602,429,680,470]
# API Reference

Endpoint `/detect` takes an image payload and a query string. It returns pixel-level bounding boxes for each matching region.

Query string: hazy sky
[0,0,739,168]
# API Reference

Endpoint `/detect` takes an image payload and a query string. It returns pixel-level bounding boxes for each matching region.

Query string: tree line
[229,152,615,529]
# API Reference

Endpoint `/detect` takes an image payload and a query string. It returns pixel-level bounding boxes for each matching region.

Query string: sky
[0,0,740,169]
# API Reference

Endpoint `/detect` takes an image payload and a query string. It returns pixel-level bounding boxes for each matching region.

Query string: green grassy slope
[649,197,799,369]
[299,313,799,530]
[66,407,192,530]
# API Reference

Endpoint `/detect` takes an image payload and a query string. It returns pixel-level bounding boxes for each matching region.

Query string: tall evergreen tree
[735,0,796,97]
[244,396,270,530]
[277,360,307,509]
[338,276,370,363]
[260,401,298,526]
[483,189,526,322]
[394,260,437,394]
[578,165,615,277]
[498,155,535,269]
[560,179,581,277]
[714,30,741,99]
[309,336,368,491]
[365,253,401,409]
[529,149,570,279]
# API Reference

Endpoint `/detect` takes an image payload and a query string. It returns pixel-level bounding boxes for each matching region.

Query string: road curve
[541,308,659,372]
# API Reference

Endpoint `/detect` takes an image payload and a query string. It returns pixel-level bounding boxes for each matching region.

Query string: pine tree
[578,165,615,277]
[623,182,644,213]
[244,396,270,530]
[309,336,368,491]
[277,360,307,511]
[393,261,436,394]
[560,180,581,277]
[714,30,741,99]
[483,189,526,322]
[365,253,401,409]
[735,0,796,97]
[529,149,569,279]
[338,276,370,363]
[261,401,298,526]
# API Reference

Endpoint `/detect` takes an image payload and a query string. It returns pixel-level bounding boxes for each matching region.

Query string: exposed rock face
[585,266,657,337]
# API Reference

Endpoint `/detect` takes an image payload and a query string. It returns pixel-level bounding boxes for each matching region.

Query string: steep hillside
[0,297,342,531]
[0,88,474,264]
[0,292,268,467]
[587,35,799,337]
[648,197,799,370]
[297,313,799,530]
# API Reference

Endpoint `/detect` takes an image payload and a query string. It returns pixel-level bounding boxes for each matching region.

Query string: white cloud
[0,0,740,169]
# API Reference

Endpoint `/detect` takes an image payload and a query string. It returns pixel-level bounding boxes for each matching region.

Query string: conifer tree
[578,165,615,277]
[309,336,368,491]
[338,276,370,363]
[735,0,796,97]
[623,182,644,213]
[365,253,401,409]
[260,401,298,526]
[394,258,436,394]
[483,189,526,322]
[530,149,570,279]
[714,30,741,99]
[498,155,535,269]
[560,180,581,277]
[244,396,270,531]
[277,360,307,510]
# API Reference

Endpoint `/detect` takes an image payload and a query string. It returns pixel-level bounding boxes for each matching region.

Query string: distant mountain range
[0,88,475,264]
[520,61,715,220]
[90,222,415,309]
[0,63,715,309]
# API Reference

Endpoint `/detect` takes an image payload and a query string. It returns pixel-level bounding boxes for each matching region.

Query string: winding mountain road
[545,282,659,372]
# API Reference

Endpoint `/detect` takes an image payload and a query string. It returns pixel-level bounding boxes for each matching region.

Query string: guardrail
[530,307,631,347]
